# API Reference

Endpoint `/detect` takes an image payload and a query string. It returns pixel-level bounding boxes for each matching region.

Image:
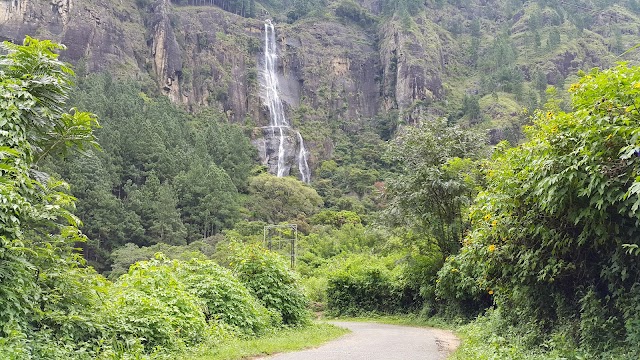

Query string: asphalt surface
[260,321,459,360]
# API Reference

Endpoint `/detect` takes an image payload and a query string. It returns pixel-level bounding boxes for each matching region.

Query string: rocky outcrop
[252,126,305,179]
[163,6,262,118]
[0,0,147,76]
[279,20,381,122]
[150,0,182,103]
[0,0,67,24]
[379,14,448,117]
[1,0,638,173]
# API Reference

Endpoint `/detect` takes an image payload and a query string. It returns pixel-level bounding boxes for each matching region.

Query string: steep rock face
[2,0,639,175]
[280,20,380,122]
[379,15,449,117]
[252,126,304,178]
[0,0,147,76]
[166,6,262,119]
[150,0,183,103]
[0,0,68,25]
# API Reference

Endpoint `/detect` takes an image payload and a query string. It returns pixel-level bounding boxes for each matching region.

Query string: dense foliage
[44,74,256,270]
[106,258,211,352]
[231,244,310,325]
[0,37,313,359]
[438,64,640,357]
[326,254,405,315]
[173,258,276,335]
[0,37,102,359]
[247,173,323,223]
[385,118,486,256]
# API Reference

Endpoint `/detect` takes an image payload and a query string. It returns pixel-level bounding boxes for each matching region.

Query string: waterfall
[263,20,287,129]
[296,131,311,184]
[277,127,287,177]
[262,20,311,183]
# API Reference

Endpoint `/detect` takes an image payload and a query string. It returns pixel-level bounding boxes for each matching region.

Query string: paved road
[260,321,459,360]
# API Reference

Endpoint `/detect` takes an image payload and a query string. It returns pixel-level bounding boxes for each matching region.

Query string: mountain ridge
[1,0,638,167]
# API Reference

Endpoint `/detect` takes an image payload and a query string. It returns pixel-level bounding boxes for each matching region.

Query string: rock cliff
[1,0,638,171]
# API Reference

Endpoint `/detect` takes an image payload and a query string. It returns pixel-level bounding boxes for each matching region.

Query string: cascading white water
[277,127,287,177]
[296,132,311,183]
[262,20,311,183]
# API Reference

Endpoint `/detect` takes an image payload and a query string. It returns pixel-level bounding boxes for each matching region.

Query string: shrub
[326,254,404,316]
[173,259,276,335]
[231,244,310,326]
[301,276,329,305]
[0,256,113,359]
[109,241,214,279]
[396,234,446,314]
[105,257,210,352]
[439,64,640,351]
[310,210,361,227]
[33,266,112,357]
[435,245,493,318]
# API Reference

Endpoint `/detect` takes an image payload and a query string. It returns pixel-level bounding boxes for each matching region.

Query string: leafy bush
[310,210,361,227]
[326,254,405,316]
[400,247,444,315]
[109,241,215,278]
[173,259,276,335]
[298,223,387,265]
[451,308,640,360]
[439,64,640,352]
[231,244,310,326]
[34,265,111,349]
[0,37,104,359]
[435,244,493,318]
[105,257,210,352]
[0,266,112,360]
[301,276,329,307]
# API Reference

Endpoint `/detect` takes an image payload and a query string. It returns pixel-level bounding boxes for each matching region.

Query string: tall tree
[0,37,99,347]
[248,173,323,223]
[384,117,486,255]
[125,173,187,246]
[174,159,240,241]
[439,65,640,351]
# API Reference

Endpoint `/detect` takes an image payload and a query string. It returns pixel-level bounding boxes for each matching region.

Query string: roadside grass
[186,322,349,360]
[330,313,460,331]
[448,316,549,360]
[449,314,639,360]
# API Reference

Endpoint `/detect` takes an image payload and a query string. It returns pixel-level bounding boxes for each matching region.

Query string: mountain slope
[1,0,638,167]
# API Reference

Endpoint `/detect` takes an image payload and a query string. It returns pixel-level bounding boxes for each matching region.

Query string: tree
[174,160,240,241]
[384,117,486,255]
[248,173,323,223]
[192,111,256,192]
[62,74,253,259]
[0,37,99,352]
[51,152,144,269]
[125,173,187,246]
[439,65,640,351]
[462,94,481,123]
[546,27,561,49]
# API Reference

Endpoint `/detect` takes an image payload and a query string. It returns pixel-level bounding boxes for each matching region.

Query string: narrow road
[260,321,459,360]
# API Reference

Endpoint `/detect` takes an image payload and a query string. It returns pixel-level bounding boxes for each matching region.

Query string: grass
[185,322,349,360]
[447,310,638,360]
[330,313,459,331]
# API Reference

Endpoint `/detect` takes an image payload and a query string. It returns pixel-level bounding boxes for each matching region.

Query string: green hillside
[1,0,640,359]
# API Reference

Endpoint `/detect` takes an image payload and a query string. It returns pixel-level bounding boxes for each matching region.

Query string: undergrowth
[451,309,639,360]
